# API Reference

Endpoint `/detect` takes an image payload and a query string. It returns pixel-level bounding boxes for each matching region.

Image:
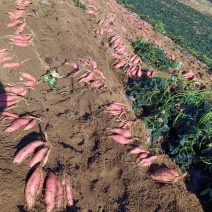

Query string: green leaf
[200,188,211,196]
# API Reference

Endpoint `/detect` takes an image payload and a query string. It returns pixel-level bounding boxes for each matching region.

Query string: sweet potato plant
[127,75,212,195]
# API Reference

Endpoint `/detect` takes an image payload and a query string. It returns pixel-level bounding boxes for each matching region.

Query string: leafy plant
[72,0,86,10]
[154,20,167,34]
[200,188,212,202]
[131,40,180,72]
[40,70,62,89]
[127,75,212,172]
[117,0,212,68]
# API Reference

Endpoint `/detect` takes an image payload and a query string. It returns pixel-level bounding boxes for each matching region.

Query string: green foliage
[40,70,62,89]
[127,76,212,173]
[139,14,167,34]
[117,0,212,67]
[154,20,167,34]
[73,0,86,9]
[200,188,212,202]
[131,40,180,72]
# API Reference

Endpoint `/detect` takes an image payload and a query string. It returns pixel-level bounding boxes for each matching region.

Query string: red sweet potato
[112,135,132,145]
[65,178,73,206]
[45,172,57,212]
[111,127,132,138]
[13,141,44,164]
[150,167,180,184]
[5,118,30,132]
[29,147,48,167]
[25,167,43,209]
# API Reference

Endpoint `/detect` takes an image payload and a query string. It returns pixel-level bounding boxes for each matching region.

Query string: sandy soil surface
[0,0,211,212]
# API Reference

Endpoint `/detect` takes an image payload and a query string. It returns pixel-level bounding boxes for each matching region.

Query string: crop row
[117,0,212,67]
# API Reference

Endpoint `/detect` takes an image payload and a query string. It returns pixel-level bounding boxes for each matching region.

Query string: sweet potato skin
[29,147,48,167]
[65,178,73,206]
[13,141,44,164]
[45,172,57,212]
[112,135,132,144]
[150,167,180,183]
[111,128,132,138]
[5,118,30,132]
[25,167,43,209]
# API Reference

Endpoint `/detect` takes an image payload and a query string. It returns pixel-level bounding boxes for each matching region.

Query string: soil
[0,0,211,212]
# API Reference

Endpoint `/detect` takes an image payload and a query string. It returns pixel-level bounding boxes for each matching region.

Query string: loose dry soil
[0,0,211,212]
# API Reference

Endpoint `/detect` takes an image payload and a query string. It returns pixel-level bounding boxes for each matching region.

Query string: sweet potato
[112,135,132,145]
[45,172,57,212]
[5,118,30,132]
[23,80,37,87]
[0,111,19,119]
[150,167,180,184]
[93,69,106,80]
[79,72,95,83]
[115,61,126,69]
[91,80,103,88]
[183,70,194,79]
[4,86,27,95]
[3,62,21,68]
[0,49,9,53]
[25,167,43,209]
[15,22,26,34]
[0,57,13,63]
[41,148,51,167]
[106,102,124,111]
[89,60,97,69]
[29,147,48,167]
[23,119,37,131]
[138,155,158,167]
[13,140,44,164]
[0,99,19,108]
[56,180,64,208]
[21,72,36,82]
[129,146,149,154]
[36,169,45,196]
[66,62,79,69]
[111,127,132,138]
[7,19,23,27]
[65,178,73,206]
[0,93,20,102]
[137,152,149,159]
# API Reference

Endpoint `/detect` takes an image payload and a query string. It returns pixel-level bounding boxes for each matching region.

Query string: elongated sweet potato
[112,135,132,145]
[138,155,158,167]
[65,178,73,206]
[29,147,48,167]
[23,119,37,131]
[5,118,30,132]
[129,146,149,154]
[13,141,44,164]
[36,169,45,196]
[56,180,64,208]
[111,128,132,138]
[25,167,43,209]
[150,167,180,184]
[45,172,57,212]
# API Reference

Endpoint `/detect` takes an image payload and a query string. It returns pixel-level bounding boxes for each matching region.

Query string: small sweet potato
[150,167,180,184]
[111,127,132,138]
[112,135,132,145]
